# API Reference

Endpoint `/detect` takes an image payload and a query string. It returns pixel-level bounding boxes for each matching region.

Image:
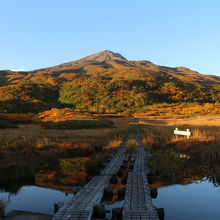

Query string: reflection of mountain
[151,176,204,189]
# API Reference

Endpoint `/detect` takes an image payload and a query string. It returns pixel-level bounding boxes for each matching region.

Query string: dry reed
[140,115,220,146]
[0,117,132,152]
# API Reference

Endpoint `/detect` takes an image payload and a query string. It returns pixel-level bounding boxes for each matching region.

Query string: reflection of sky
[1,180,220,218]
[105,200,124,219]
[153,180,220,220]
[0,186,72,215]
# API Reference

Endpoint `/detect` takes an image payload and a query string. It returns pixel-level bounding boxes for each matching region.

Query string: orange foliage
[56,142,92,151]
[37,108,95,122]
[135,103,220,119]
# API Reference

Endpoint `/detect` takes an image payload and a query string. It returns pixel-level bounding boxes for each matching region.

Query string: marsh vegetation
[0,116,132,194]
[0,111,220,218]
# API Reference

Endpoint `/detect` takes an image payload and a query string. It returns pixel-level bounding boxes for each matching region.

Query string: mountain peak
[77,50,127,62]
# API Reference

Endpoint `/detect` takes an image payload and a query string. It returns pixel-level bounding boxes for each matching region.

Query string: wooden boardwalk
[122,130,159,220]
[53,131,160,220]
[53,135,130,220]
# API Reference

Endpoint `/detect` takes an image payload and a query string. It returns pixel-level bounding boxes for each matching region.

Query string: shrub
[0,121,17,129]
[0,113,35,124]
[85,153,110,175]
[43,119,114,129]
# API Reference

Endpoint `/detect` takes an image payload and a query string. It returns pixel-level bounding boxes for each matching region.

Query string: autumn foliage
[0,51,219,114]
[37,108,94,122]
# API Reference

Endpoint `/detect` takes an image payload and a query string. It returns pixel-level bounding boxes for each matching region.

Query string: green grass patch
[59,157,88,173]
[0,121,17,129]
[43,119,114,129]
[85,152,110,175]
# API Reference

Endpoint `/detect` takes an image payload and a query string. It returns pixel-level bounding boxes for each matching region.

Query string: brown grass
[0,117,132,153]
[135,103,220,119]
[140,115,220,146]
[103,137,123,150]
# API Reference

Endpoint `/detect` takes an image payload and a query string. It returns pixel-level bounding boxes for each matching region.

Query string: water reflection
[148,142,220,187]
[0,164,35,194]
[1,186,72,215]
[0,150,113,215]
[105,200,124,219]
[0,150,112,195]
[148,142,220,220]
[153,180,220,220]
[1,139,220,218]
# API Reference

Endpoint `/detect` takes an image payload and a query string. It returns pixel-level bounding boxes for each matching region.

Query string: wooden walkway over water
[53,136,129,220]
[122,131,159,220]
[53,131,160,220]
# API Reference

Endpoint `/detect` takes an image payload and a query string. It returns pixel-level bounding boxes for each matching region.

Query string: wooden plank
[123,130,159,220]
[53,135,130,220]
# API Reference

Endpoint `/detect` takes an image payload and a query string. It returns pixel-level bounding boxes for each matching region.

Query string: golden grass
[127,136,137,148]
[103,137,123,150]
[140,115,220,145]
[141,115,220,188]
[135,103,220,119]
[0,117,132,152]
[142,132,156,147]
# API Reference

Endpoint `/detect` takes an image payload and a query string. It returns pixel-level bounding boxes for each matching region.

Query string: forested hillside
[0,51,219,113]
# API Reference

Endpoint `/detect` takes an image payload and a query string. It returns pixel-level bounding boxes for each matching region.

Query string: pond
[148,139,220,220]
[1,186,72,215]
[1,141,220,219]
[153,179,220,220]
[0,150,112,216]
[1,177,220,219]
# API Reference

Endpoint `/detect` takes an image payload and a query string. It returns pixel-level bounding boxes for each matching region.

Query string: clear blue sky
[0,0,220,76]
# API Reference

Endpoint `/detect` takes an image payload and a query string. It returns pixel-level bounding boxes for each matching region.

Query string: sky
[0,0,220,76]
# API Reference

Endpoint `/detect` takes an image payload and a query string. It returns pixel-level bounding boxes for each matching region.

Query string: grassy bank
[140,116,220,186]
[0,117,132,192]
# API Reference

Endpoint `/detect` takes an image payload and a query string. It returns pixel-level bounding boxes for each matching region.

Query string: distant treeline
[0,79,219,113]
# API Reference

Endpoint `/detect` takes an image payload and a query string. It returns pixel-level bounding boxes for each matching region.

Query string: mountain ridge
[0,50,219,88]
[1,50,219,82]
[31,51,220,81]
[24,51,220,85]
[0,50,219,114]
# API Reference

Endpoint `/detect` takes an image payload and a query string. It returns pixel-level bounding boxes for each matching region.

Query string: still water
[1,186,72,215]
[1,178,220,219]
[153,179,220,220]
[1,144,220,219]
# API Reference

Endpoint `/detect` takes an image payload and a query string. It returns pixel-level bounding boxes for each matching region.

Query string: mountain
[76,50,127,62]
[31,50,220,86]
[1,50,219,86]
[0,51,219,113]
